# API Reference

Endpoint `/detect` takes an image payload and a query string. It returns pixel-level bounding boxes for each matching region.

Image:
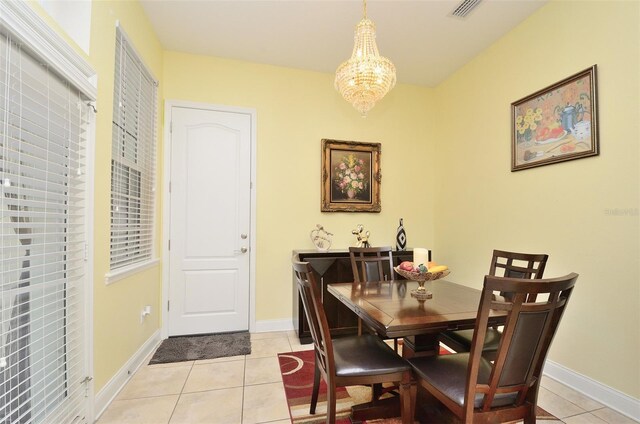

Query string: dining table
[327,278,506,421]
[328,278,506,358]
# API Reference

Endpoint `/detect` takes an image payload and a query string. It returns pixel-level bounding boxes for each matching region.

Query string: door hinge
[169,181,171,193]
[167,300,170,311]
[168,239,171,251]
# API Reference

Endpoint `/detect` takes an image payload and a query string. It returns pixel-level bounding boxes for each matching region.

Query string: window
[0,2,94,422]
[110,26,157,271]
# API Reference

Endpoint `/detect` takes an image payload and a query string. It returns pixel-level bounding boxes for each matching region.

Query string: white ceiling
[140,0,548,87]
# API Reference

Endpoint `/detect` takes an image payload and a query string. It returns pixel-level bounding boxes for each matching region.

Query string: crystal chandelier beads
[335,1,396,116]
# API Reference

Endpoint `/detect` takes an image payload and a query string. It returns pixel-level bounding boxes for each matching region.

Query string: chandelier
[335,0,396,116]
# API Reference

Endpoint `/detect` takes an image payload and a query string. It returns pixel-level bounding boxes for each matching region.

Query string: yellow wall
[163,53,436,323]
[87,1,164,391]
[433,0,639,398]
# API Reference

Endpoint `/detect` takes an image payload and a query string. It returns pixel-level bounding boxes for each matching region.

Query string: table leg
[351,396,401,422]
[349,382,404,422]
[402,334,440,358]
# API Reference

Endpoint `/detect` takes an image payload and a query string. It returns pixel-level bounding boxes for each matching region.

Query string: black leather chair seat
[408,353,516,408]
[443,328,502,353]
[333,334,410,378]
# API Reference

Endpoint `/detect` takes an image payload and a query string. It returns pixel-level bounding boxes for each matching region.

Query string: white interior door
[168,106,251,336]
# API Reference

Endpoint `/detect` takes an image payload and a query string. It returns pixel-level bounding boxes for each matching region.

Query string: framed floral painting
[321,139,381,212]
[511,65,599,171]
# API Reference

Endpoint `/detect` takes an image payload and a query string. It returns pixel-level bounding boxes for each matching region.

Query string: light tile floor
[97,331,636,424]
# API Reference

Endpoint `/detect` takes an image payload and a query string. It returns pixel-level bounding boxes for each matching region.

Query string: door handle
[234,247,248,254]
[241,234,248,239]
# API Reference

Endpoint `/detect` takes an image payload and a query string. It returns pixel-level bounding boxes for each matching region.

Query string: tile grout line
[560,407,612,424]
[241,355,247,423]
[166,360,196,424]
[540,378,607,414]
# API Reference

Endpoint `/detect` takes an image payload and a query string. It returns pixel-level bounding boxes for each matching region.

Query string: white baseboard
[254,318,294,333]
[544,359,640,422]
[93,330,162,421]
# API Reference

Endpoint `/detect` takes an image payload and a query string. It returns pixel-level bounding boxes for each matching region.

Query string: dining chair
[409,272,578,424]
[349,246,395,283]
[348,246,400,351]
[292,260,413,424]
[439,249,549,360]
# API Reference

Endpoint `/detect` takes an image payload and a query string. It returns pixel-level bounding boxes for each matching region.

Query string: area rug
[149,331,251,364]
[278,348,558,424]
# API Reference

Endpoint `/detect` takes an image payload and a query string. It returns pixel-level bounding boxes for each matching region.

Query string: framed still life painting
[321,139,381,212]
[511,65,599,171]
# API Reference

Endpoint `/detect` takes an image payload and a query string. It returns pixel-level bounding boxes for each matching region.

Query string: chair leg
[326,380,337,424]
[523,405,536,424]
[400,371,413,424]
[310,359,320,414]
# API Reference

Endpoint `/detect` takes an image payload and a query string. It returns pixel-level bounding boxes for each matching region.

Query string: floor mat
[149,331,250,364]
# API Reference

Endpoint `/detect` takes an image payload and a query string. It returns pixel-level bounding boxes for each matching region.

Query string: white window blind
[110,27,157,271]
[0,29,89,424]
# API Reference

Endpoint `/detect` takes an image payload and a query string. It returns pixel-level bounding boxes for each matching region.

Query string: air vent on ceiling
[450,0,483,19]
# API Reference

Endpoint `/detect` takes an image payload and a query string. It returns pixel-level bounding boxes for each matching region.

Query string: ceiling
[140,0,548,87]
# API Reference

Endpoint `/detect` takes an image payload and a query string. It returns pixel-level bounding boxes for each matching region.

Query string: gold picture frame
[511,65,599,171]
[321,139,381,212]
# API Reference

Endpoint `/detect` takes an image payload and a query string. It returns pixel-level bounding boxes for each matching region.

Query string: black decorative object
[396,218,406,251]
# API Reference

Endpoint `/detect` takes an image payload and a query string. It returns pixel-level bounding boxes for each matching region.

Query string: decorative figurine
[310,224,333,252]
[396,218,406,251]
[351,224,371,248]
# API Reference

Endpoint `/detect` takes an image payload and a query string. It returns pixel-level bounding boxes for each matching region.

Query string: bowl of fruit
[395,261,450,301]
[394,261,450,284]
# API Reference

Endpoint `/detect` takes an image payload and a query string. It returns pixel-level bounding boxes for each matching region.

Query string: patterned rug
[149,331,251,364]
[278,348,558,424]
[277,347,449,424]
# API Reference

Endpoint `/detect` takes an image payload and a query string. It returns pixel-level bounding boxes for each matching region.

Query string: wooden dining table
[328,278,505,358]
[327,278,506,421]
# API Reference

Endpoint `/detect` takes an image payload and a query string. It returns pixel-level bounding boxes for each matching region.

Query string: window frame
[0,1,96,422]
[107,23,158,280]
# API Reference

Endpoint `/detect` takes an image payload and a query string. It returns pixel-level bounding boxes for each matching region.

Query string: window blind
[110,27,157,271]
[1,30,89,424]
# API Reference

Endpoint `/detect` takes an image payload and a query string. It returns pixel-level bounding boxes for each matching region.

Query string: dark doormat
[149,331,251,365]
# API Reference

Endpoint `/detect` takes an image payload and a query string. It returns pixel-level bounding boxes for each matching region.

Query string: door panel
[183,270,237,313]
[168,106,251,336]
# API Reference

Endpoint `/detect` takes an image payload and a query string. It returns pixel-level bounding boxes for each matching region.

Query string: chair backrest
[490,249,548,279]
[349,246,394,283]
[464,272,578,415]
[292,260,335,377]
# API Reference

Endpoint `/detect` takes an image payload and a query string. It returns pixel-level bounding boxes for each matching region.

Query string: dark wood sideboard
[292,249,428,344]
